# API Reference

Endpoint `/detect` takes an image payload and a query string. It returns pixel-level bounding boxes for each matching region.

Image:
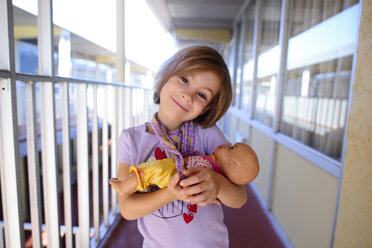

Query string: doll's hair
[153,45,232,128]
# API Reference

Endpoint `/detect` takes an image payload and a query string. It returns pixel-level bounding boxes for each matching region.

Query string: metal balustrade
[0,73,156,247]
[0,0,157,246]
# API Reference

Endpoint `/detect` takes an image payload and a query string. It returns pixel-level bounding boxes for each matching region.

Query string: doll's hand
[180,167,222,207]
[167,173,188,202]
[109,175,138,197]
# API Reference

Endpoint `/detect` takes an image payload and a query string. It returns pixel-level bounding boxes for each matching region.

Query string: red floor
[100,184,285,248]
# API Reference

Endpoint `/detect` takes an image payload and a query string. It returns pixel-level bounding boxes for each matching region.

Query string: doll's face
[214,143,259,185]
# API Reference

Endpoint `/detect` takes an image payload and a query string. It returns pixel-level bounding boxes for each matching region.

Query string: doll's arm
[116,163,187,220]
[109,174,138,197]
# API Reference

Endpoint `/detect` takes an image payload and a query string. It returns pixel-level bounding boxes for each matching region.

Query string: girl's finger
[181,181,207,195]
[180,168,208,187]
[186,192,213,206]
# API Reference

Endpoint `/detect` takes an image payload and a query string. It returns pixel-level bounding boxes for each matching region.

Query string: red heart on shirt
[155,147,167,160]
[183,212,194,224]
[187,204,197,213]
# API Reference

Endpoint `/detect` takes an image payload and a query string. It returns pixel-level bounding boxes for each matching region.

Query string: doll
[110,142,259,198]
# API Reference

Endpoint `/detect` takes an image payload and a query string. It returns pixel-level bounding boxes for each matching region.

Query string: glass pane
[241,3,256,111]
[280,1,360,160]
[13,5,39,74]
[259,0,282,54]
[233,22,242,107]
[254,0,282,126]
[280,56,352,160]
[290,0,359,37]
[255,75,276,126]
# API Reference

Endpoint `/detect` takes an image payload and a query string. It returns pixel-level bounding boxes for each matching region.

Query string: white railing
[0,72,156,247]
[1,0,157,246]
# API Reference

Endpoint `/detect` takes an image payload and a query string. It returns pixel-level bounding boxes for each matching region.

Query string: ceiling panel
[146,0,247,49]
[168,3,241,19]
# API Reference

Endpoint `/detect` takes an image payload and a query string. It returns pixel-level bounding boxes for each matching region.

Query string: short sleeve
[117,129,131,164]
[201,124,231,154]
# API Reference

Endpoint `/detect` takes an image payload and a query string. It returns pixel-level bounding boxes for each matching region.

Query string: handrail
[0,69,151,89]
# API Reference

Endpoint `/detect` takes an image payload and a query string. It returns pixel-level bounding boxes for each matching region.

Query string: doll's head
[214,143,259,185]
[153,46,232,128]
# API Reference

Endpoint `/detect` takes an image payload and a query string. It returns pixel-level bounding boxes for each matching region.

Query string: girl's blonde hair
[153,46,232,128]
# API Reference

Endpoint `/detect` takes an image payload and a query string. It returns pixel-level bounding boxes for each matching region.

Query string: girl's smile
[171,96,189,112]
[158,70,221,131]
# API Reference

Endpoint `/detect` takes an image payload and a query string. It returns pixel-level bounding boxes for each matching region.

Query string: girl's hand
[180,167,222,207]
[167,173,188,202]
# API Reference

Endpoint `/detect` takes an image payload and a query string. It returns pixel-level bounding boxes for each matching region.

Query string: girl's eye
[198,92,207,100]
[181,77,188,84]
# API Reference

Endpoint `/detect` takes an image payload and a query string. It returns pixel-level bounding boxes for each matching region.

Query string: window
[232,22,242,107]
[240,4,255,112]
[253,0,282,127]
[279,1,359,160]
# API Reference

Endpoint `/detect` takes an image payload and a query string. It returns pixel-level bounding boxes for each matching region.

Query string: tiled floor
[100,184,285,248]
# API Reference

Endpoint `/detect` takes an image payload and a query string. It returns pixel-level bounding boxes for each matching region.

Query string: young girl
[115,46,247,247]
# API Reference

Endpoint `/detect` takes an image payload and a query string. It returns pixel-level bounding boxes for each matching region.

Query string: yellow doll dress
[129,157,178,191]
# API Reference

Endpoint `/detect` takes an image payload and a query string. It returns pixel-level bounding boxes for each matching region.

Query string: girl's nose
[182,92,192,103]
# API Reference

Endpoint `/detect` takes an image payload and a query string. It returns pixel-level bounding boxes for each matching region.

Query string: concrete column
[333,1,372,247]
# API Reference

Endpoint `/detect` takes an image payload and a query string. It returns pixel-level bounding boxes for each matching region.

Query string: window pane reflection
[241,3,255,111]
[280,56,352,160]
[254,0,282,126]
[280,1,359,160]
[254,75,276,126]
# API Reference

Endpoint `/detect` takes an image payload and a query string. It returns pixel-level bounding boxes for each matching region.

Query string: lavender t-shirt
[118,123,230,248]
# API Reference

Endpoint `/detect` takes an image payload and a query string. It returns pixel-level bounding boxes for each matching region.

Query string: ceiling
[146,0,247,51]
[12,0,250,61]
[13,6,114,59]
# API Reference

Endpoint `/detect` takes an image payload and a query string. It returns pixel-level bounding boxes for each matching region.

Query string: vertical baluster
[0,81,24,248]
[0,0,24,247]
[38,0,60,245]
[0,224,4,248]
[25,81,43,248]
[117,87,124,136]
[39,81,61,246]
[92,84,100,241]
[75,230,80,248]
[61,82,73,248]
[76,83,90,246]
[102,85,109,226]
[111,86,118,214]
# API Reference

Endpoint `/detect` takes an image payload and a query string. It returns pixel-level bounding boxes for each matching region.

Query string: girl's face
[158,70,221,131]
